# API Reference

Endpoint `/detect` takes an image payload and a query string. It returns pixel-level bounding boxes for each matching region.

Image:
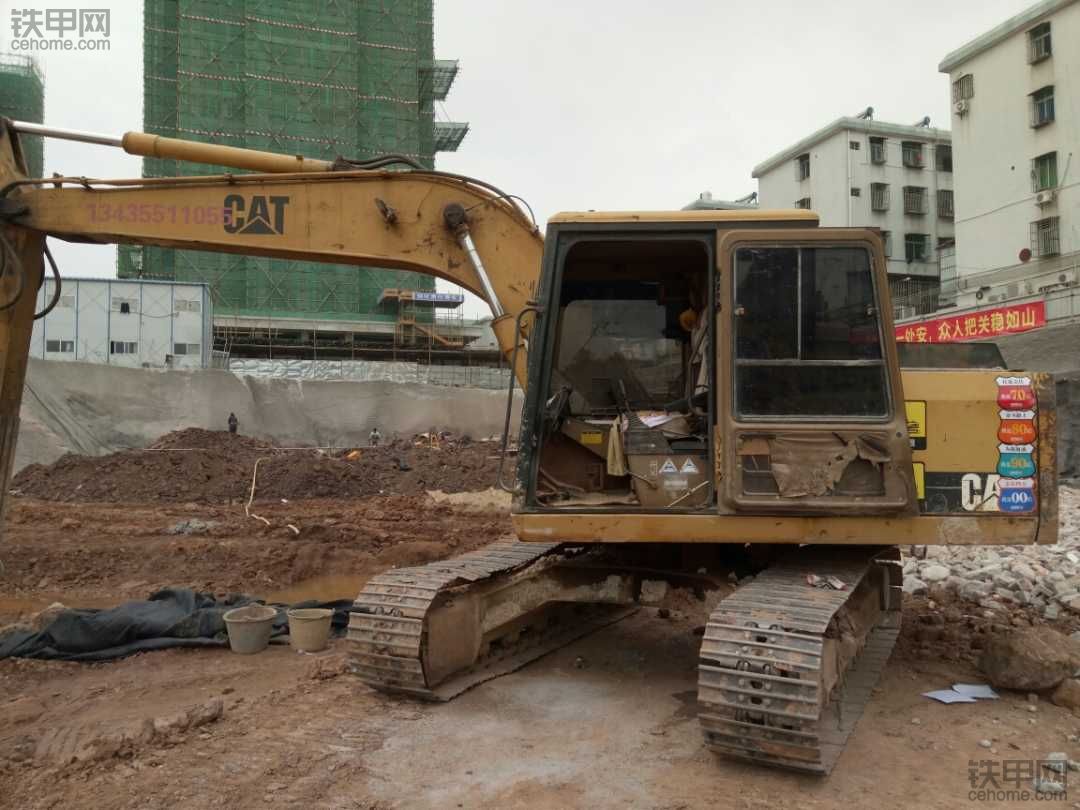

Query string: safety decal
[905,401,927,450]
[995,376,1036,409]
[680,458,700,475]
[658,459,679,474]
[998,477,1037,513]
[997,443,1036,478]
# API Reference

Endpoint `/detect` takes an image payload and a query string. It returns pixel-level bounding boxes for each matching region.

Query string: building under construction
[0,55,44,178]
[119,0,478,363]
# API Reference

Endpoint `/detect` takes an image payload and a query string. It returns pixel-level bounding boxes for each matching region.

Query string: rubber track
[347,539,594,700]
[697,547,901,775]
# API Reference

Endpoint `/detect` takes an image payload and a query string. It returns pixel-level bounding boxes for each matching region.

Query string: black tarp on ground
[0,588,356,662]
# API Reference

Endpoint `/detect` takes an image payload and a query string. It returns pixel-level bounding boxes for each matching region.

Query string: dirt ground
[2,447,1080,807]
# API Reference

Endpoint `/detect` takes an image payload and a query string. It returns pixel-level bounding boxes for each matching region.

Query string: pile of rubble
[904,485,1079,620]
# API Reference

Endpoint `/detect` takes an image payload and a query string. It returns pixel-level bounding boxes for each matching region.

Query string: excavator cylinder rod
[8,120,122,147]
[7,120,333,175]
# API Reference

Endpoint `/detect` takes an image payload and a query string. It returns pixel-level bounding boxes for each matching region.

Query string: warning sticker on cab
[905,401,927,450]
[580,431,604,445]
[659,459,679,474]
[680,458,699,474]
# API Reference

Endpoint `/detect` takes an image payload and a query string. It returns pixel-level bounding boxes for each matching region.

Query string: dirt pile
[12,428,504,504]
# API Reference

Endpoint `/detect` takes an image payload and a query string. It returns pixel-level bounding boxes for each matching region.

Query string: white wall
[756,125,954,280]
[945,1,1080,306]
[31,278,212,368]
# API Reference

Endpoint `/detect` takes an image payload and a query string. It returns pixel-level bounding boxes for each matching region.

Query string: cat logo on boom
[223,194,290,235]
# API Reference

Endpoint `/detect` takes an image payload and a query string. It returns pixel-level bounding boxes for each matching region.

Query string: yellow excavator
[0,120,1057,775]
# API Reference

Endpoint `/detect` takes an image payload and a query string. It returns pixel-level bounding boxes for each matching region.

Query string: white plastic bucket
[287,608,333,653]
[223,604,277,654]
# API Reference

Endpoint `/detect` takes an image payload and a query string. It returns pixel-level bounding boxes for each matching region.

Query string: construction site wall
[119,0,446,324]
[16,359,521,473]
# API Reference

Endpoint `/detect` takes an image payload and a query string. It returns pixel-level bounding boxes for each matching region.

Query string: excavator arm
[0,120,544,383]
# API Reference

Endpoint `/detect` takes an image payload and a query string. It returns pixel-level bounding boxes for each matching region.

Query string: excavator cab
[518,216,916,519]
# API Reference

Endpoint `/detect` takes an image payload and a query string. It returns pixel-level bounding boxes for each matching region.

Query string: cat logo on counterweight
[223,194,290,235]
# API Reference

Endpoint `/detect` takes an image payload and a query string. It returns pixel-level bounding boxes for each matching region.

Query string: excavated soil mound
[13,429,504,504]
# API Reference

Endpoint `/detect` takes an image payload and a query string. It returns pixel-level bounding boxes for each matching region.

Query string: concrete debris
[1043,752,1068,773]
[922,564,950,583]
[906,489,1080,618]
[167,518,216,536]
[903,577,928,596]
[978,739,993,749]
[1033,777,1066,795]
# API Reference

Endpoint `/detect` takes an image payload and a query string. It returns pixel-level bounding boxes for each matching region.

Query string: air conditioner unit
[953,100,969,115]
[1035,189,1057,206]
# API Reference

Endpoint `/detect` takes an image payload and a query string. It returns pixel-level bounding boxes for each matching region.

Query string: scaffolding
[120,0,468,344]
[380,288,466,351]
[0,54,44,177]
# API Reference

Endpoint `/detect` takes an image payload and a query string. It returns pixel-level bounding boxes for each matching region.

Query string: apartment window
[1031,86,1055,127]
[110,341,138,355]
[937,189,954,219]
[111,296,137,314]
[850,187,861,197]
[901,142,925,168]
[905,234,929,263]
[173,342,201,356]
[870,183,890,211]
[903,186,928,215]
[951,74,975,102]
[1028,22,1051,63]
[881,231,893,258]
[45,339,74,353]
[57,294,75,308]
[1032,152,1058,191]
[1030,217,1060,257]
[869,137,886,164]
[936,144,953,172]
[795,153,810,180]
[794,197,812,210]
[174,299,201,313]
[849,140,860,151]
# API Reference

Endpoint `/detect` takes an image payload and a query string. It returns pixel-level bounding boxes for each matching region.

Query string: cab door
[716,229,917,515]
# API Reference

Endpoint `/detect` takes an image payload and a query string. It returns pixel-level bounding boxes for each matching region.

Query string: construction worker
[228,412,238,435]
[369,426,381,447]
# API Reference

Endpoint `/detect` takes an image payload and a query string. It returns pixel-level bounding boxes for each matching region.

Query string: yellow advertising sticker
[580,431,604,445]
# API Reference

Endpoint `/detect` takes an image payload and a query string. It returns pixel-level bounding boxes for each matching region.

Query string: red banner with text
[895,301,1046,344]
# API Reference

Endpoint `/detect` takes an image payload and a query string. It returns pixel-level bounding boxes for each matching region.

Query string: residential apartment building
[939,0,1079,316]
[752,117,954,317]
